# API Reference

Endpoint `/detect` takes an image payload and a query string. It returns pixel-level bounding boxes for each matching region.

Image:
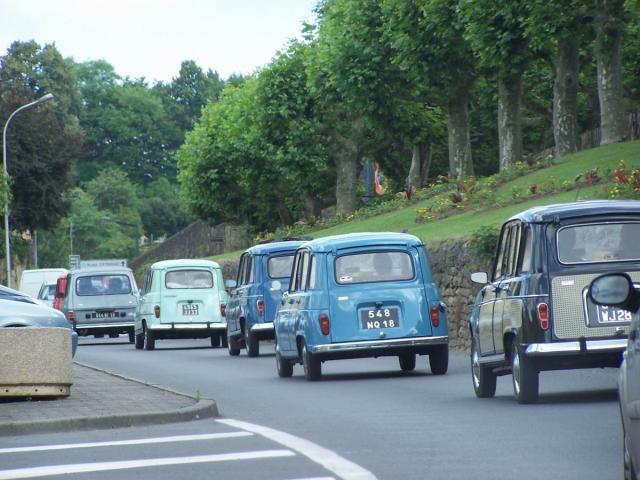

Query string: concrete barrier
[0,327,73,397]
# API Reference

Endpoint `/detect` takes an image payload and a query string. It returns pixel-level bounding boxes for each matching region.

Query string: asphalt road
[5,337,623,479]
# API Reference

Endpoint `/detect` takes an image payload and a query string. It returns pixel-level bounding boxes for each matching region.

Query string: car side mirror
[589,273,635,309]
[471,272,488,284]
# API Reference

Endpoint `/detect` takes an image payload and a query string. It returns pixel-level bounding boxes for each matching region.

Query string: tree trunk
[331,119,363,215]
[553,36,579,156]
[497,74,523,170]
[594,0,626,145]
[408,144,421,190]
[420,142,432,186]
[447,91,473,178]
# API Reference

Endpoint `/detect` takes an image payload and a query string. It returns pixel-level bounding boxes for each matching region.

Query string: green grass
[209,140,640,261]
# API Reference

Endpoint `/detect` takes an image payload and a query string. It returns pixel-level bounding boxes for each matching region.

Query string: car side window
[493,226,509,280]
[506,224,521,277]
[247,255,254,284]
[290,252,302,292]
[308,255,317,290]
[149,271,158,292]
[237,254,247,286]
[299,252,310,291]
[518,225,533,274]
[141,269,150,295]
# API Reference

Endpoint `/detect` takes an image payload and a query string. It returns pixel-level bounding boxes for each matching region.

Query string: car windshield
[165,269,213,289]
[557,222,640,264]
[76,274,132,296]
[38,284,56,301]
[335,251,414,284]
[268,255,295,279]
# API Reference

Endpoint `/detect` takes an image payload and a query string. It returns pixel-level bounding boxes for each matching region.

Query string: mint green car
[134,259,229,350]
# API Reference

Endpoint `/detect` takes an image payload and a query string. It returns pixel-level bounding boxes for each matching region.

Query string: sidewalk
[0,362,217,436]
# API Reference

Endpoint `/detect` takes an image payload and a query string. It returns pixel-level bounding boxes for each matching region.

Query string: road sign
[69,255,81,269]
[79,259,128,269]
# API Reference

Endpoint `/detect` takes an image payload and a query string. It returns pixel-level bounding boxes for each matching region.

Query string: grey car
[0,285,78,356]
[57,267,139,342]
[589,273,640,480]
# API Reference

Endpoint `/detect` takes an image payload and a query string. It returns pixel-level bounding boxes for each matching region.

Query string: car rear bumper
[150,322,227,332]
[250,322,274,333]
[75,322,134,330]
[311,335,449,355]
[525,338,627,356]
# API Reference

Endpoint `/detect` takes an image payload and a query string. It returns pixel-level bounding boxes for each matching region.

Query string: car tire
[221,333,228,348]
[399,353,416,371]
[244,326,259,357]
[511,341,538,404]
[210,334,221,348]
[429,345,448,375]
[276,349,293,378]
[227,334,241,356]
[471,337,496,398]
[144,327,155,351]
[302,342,321,381]
[128,331,135,343]
[134,331,144,350]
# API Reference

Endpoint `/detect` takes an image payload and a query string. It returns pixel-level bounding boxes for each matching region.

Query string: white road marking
[218,419,377,480]
[0,432,253,454]
[0,449,295,479]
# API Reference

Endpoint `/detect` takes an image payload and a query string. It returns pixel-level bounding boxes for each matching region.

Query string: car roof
[301,232,424,253]
[150,259,221,269]
[246,240,306,256]
[71,267,133,275]
[509,200,640,223]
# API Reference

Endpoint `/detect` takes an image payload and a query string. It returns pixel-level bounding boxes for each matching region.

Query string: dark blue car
[226,240,305,356]
[273,232,449,380]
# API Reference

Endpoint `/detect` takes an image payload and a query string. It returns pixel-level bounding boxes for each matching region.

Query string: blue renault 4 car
[226,240,305,357]
[273,232,449,380]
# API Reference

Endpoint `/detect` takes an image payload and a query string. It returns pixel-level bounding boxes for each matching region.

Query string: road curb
[0,362,218,437]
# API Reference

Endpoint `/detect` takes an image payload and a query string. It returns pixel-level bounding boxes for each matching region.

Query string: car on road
[1,284,78,356]
[589,273,640,480]
[226,240,305,357]
[19,268,69,298]
[135,259,229,350]
[273,232,449,380]
[470,200,640,404]
[56,267,139,342]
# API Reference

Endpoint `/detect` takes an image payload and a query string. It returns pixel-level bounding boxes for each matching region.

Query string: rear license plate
[360,307,400,329]
[182,304,199,316]
[93,311,116,319]
[595,305,633,324]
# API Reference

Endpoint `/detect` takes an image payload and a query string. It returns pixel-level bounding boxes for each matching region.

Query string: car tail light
[537,303,549,330]
[319,313,330,335]
[220,304,226,317]
[66,310,76,325]
[430,306,440,327]
[154,305,161,319]
[257,299,265,317]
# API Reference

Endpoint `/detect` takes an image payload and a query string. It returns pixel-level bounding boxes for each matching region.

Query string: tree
[138,177,193,239]
[383,0,476,178]
[0,41,83,232]
[461,0,534,169]
[594,0,627,144]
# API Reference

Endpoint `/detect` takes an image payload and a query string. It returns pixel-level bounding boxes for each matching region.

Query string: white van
[19,268,69,298]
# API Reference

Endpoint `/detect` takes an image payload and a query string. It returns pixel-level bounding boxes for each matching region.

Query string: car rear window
[335,251,414,284]
[165,270,214,289]
[76,274,132,296]
[557,222,640,264]
[268,255,294,279]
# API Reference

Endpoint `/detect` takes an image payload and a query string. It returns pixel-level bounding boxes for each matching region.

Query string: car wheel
[128,331,135,343]
[276,349,293,378]
[511,341,538,404]
[624,433,636,480]
[398,353,416,371]
[302,342,321,381]
[134,331,144,350]
[244,326,259,357]
[429,344,448,375]
[227,334,241,356]
[221,333,228,348]
[210,334,221,348]
[144,327,155,351]
[471,337,496,398]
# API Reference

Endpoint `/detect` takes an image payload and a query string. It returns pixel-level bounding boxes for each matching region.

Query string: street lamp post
[3,93,54,287]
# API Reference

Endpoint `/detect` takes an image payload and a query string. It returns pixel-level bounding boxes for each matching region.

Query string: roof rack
[256,236,313,245]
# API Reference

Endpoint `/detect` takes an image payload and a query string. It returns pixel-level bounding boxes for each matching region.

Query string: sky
[0,0,319,83]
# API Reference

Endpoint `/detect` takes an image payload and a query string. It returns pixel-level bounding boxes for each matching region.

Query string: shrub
[469,225,500,263]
